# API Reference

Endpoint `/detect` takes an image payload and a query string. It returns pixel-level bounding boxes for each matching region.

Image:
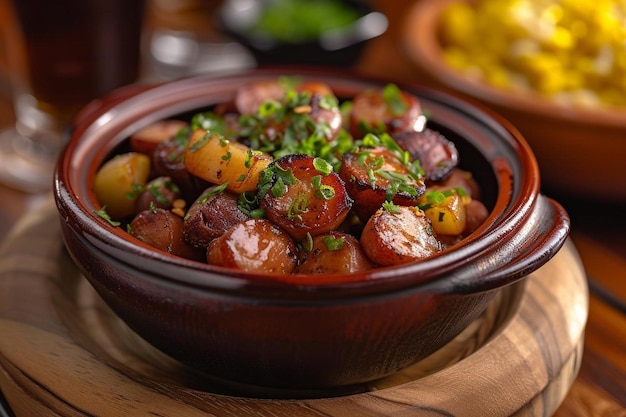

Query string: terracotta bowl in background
[53,68,569,394]
[403,0,626,203]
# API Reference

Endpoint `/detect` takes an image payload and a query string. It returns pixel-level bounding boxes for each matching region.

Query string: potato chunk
[421,189,468,236]
[93,152,151,219]
[184,129,272,193]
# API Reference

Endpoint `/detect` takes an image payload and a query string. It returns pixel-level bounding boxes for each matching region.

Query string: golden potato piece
[93,152,151,219]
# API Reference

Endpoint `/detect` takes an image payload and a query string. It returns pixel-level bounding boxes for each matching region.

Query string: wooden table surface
[0,1,625,415]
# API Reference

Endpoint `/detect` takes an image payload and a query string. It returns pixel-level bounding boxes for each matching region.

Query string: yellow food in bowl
[438,0,626,109]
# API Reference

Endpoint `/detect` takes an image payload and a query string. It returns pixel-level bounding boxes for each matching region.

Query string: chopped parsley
[94,207,121,227]
[323,235,345,251]
[382,83,408,116]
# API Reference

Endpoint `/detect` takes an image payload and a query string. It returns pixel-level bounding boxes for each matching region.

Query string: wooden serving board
[0,199,588,416]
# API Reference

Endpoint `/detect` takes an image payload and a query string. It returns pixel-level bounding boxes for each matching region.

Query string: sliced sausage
[260,154,353,241]
[235,79,286,115]
[464,199,490,235]
[360,205,442,266]
[129,119,188,157]
[349,85,424,138]
[152,136,208,199]
[183,185,249,248]
[207,218,297,274]
[339,146,425,221]
[295,231,373,274]
[432,168,482,200]
[393,128,458,183]
[129,208,203,260]
[134,176,182,213]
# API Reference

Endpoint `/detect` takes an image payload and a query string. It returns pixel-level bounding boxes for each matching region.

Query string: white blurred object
[145,0,255,80]
[148,29,254,79]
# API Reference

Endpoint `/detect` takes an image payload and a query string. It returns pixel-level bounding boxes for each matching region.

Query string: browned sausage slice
[360,205,442,266]
[130,119,188,156]
[129,208,203,261]
[260,154,353,241]
[134,176,182,213]
[152,135,208,199]
[183,185,249,248]
[207,218,297,274]
[235,79,286,115]
[393,128,458,183]
[339,146,425,221]
[295,231,373,274]
[349,84,424,138]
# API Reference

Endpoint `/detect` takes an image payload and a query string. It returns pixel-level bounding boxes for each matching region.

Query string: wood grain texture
[0,199,586,416]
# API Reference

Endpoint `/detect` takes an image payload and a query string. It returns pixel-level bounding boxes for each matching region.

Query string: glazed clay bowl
[402,0,626,203]
[54,68,569,393]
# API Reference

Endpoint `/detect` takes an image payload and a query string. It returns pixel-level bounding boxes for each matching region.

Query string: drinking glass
[0,0,145,192]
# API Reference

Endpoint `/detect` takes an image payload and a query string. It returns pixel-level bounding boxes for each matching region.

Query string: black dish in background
[216,0,388,67]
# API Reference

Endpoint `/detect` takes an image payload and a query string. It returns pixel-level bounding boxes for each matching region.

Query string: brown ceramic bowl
[403,0,626,203]
[54,68,569,394]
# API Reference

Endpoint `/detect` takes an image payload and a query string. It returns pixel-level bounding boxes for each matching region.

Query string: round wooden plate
[0,199,588,416]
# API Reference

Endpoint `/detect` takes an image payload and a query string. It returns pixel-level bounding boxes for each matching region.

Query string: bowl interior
[57,68,537,295]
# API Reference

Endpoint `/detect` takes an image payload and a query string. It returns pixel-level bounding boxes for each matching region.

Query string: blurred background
[0,0,625,415]
[2,0,625,200]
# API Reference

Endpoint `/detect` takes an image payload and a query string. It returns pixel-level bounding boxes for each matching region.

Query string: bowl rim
[55,68,551,298]
[403,0,626,129]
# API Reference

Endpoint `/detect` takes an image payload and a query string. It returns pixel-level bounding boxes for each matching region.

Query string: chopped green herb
[382,84,408,116]
[301,232,314,253]
[269,164,297,198]
[382,200,401,214]
[173,126,191,147]
[311,175,336,200]
[125,182,144,200]
[258,99,282,118]
[318,94,338,110]
[454,186,468,197]
[145,178,174,206]
[190,111,226,133]
[287,193,308,220]
[272,177,287,198]
[323,235,345,251]
[198,182,229,204]
[94,207,120,227]
[237,190,265,218]
[313,157,333,175]
[164,178,180,193]
[278,75,302,91]
[189,132,211,153]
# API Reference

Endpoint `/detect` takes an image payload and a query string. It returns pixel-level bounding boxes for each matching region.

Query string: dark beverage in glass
[9,0,145,132]
[0,0,145,192]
